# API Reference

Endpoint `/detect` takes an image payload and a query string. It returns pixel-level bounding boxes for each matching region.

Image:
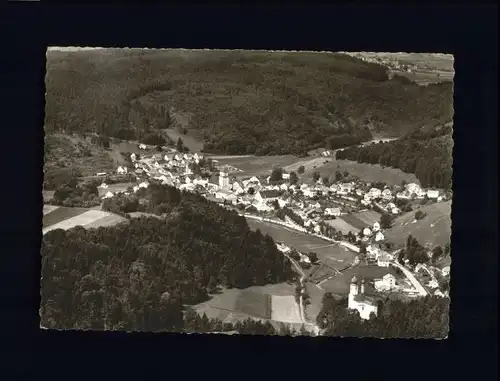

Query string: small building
[381,189,393,200]
[282,173,290,180]
[139,181,149,189]
[377,253,392,267]
[325,207,341,217]
[130,153,137,161]
[139,144,147,150]
[374,231,385,242]
[363,227,372,237]
[442,266,451,277]
[427,190,439,199]
[255,190,281,203]
[374,274,396,291]
[102,191,114,199]
[117,166,128,174]
[372,222,381,232]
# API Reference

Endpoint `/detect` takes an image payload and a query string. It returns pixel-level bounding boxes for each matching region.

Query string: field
[385,201,452,249]
[320,264,400,295]
[192,282,302,326]
[162,127,204,153]
[246,218,357,270]
[304,159,419,185]
[354,210,382,226]
[283,157,333,175]
[214,155,300,178]
[324,218,360,235]
[304,282,326,323]
[43,205,59,215]
[43,206,127,234]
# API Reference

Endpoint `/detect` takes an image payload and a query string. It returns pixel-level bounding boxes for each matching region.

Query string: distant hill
[385,201,452,249]
[45,49,453,156]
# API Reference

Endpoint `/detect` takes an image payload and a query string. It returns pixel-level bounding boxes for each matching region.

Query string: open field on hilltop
[304,159,419,186]
[43,205,59,215]
[385,201,452,249]
[246,218,357,270]
[339,214,370,230]
[271,295,302,323]
[320,264,400,295]
[43,206,88,227]
[214,155,301,177]
[324,218,360,235]
[354,210,382,226]
[390,69,455,86]
[43,208,127,234]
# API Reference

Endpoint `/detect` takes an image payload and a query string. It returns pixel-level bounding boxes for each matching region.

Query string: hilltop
[45,49,453,156]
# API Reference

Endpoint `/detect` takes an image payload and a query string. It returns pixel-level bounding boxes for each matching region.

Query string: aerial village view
[41,48,453,338]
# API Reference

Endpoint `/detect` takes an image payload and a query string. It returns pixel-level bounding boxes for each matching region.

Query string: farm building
[374,274,397,291]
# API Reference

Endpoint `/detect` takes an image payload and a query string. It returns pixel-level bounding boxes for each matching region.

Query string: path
[390,261,428,296]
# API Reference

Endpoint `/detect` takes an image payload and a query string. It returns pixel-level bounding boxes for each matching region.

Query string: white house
[255,190,281,204]
[442,266,451,277]
[372,222,381,232]
[139,144,147,150]
[374,231,385,242]
[99,183,108,189]
[232,181,244,194]
[374,274,396,291]
[381,189,393,200]
[363,227,372,237]
[377,253,392,267]
[368,188,382,199]
[139,181,149,189]
[324,207,341,217]
[313,225,321,234]
[348,277,378,320]
[406,183,421,194]
[277,199,288,208]
[102,191,114,199]
[130,153,137,161]
[427,190,439,199]
[280,183,289,191]
[282,173,290,180]
[117,166,128,175]
[391,207,400,215]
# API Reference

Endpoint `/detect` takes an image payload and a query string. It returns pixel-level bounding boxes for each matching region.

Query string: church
[347,276,379,320]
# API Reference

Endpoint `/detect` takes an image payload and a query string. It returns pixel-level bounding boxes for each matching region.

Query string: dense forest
[45,49,453,156]
[336,122,453,189]
[40,185,295,331]
[317,293,449,338]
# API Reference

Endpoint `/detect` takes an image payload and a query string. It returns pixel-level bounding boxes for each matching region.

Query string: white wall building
[374,274,397,291]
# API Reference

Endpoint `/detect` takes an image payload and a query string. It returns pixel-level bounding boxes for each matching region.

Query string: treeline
[336,128,453,189]
[45,49,453,156]
[397,234,451,267]
[276,207,304,226]
[41,185,295,331]
[317,293,449,338]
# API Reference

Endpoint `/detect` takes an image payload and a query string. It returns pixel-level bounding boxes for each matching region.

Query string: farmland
[192,282,302,326]
[354,210,382,226]
[324,218,360,235]
[246,218,357,270]
[385,201,452,249]
[42,206,127,234]
[213,155,301,177]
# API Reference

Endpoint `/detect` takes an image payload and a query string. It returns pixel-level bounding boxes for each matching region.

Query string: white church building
[348,276,379,320]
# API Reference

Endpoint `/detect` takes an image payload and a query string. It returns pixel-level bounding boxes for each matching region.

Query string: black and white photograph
[41,48,453,338]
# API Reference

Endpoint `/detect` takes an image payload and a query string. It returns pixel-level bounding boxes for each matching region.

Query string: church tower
[348,275,358,309]
[219,169,229,189]
[360,279,365,294]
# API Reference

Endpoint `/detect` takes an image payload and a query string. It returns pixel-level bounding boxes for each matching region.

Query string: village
[89,142,451,321]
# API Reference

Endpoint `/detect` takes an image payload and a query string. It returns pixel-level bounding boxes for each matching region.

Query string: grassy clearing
[235,291,272,319]
[43,205,59,215]
[354,210,382,226]
[385,201,452,249]
[246,218,357,270]
[43,209,126,234]
[324,218,360,235]
[304,282,325,323]
[42,206,88,228]
[83,214,128,229]
[305,159,419,186]
[339,214,369,230]
[214,155,301,177]
[271,295,302,323]
[162,127,204,153]
[283,157,333,174]
[321,264,399,295]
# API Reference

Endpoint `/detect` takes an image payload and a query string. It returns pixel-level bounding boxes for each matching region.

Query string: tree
[298,165,305,174]
[247,187,255,195]
[308,252,319,264]
[335,171,343,182]
[156,145,163,152]
[380,213,393,229]
[270,167,283,183]
[322,176,330,186]
[415,210,426,220]
[289,171,298,185]
[313,171,321,183]
[432,246,443,262]
[176,138,184,153]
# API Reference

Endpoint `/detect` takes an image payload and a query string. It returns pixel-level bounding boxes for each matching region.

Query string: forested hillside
[336,122,453,189]
[45,49,453,156]
[40,186,295,331]
[317,293,449,338]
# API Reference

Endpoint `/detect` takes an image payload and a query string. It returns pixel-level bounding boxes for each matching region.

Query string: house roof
[260,190,281,199]
[209,175,220,185]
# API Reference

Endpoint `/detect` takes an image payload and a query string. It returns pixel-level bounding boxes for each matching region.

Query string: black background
[0,4,497,381]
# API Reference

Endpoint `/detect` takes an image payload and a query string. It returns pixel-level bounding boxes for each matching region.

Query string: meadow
[304,159,420,185]
[385,201,452,249]
[246,218,357,270]
[324,218,360,235]
[214,155,300,177]
[42,206,127,234]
